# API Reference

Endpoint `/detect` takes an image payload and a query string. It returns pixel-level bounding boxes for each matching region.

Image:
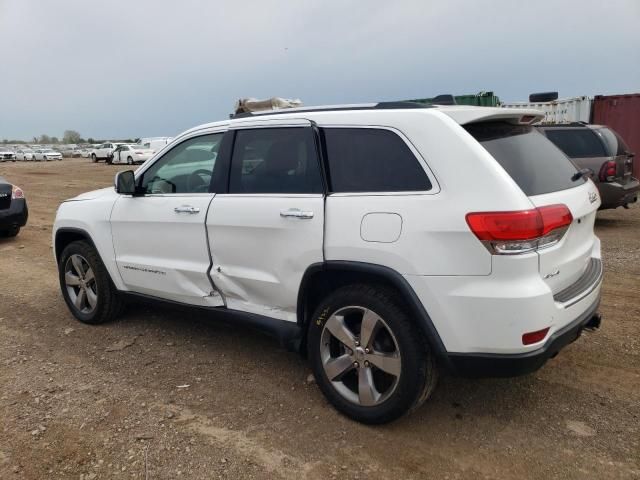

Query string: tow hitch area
[584,313,602,332]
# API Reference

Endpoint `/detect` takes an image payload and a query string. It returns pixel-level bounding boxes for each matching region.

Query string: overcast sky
[1,0,639,141]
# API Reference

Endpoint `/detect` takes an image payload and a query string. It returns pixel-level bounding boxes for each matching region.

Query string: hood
[65,186,115,202]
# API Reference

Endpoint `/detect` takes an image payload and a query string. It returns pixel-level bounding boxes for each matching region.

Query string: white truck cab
[53,103,603,423]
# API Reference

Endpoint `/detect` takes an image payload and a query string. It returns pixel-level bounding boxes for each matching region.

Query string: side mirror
[115,170,137,195]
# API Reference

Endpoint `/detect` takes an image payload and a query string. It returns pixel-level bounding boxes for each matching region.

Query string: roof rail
[230,101,433,119]
[536,121,590,127]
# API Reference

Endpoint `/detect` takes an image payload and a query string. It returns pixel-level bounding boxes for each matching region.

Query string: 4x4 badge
[588,191,598,204]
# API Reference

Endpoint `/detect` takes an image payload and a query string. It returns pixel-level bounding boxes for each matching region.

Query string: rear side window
[542,129,607,158]
[598,127,630,157]
[323,128,431,193]
[229,127,322,194]
[465,122,584,196]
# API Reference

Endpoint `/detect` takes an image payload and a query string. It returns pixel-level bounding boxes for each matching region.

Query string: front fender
[53,194,125,291]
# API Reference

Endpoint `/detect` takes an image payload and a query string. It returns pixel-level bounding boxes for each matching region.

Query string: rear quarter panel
[321,110,534,276]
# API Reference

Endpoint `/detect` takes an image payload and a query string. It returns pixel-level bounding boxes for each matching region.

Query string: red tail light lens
[522,327,550,345]
[466,204,573,255]
[11,185,24,199]
[598,161,617,182]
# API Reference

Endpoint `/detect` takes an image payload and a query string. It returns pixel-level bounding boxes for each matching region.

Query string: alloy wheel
[64,254,98,314]
[320,306,402,407]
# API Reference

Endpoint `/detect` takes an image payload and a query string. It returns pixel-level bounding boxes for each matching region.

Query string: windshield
[465,122,585,196]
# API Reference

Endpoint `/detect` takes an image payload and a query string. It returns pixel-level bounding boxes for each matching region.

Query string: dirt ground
[0,159,638,479]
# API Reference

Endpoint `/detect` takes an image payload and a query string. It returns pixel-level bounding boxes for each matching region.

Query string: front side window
[323,128,432,193]
[229,127,322,194]
[140,133,224,194]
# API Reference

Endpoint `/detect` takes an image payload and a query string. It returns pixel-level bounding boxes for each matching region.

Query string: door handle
[280,208,314,219]
[174,205,200,214]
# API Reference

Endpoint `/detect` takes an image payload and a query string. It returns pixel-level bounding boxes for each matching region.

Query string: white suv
[53,103,603,424]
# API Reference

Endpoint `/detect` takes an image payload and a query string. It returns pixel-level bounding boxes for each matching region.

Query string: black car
[0,176,28,237]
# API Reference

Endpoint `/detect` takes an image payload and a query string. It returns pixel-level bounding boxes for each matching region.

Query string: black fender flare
[54,227,99,263]
[297,261,451,366]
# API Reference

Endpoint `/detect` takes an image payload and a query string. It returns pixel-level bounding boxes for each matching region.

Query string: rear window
[465,122,584,196]
[542,128,607,158]
[323,128,431,193]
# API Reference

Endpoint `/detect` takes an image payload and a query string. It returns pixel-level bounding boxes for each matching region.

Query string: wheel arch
[296,261,450,366]
[54,227,98,263]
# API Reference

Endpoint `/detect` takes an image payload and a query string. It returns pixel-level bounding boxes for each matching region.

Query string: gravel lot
[0,159,638,479]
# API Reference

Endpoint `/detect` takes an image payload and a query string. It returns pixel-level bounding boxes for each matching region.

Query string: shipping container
[592,93,640,179]
[501,96,592,124]
[409,91,501,107]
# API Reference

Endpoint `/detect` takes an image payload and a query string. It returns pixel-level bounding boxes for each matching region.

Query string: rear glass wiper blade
[571,168,593,182]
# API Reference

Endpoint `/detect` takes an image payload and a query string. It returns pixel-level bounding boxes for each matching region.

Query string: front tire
[91,154,97,163]
[127,156,133,165]
[58,240,124,324]
[307,284,437,424]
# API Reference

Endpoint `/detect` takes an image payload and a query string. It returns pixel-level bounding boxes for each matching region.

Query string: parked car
[91,142,124,163]
[34,148,63,161]
[78,148,91,158]
[0,147,16,162]
[53,103,603,424]
[111,144,155,165]
[0,176,28,237]
[537,124,639,209]
[139,137,173,153]
[15,148,36,161]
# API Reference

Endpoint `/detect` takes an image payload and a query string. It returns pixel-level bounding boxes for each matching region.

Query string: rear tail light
[11,185,24,199]
[466,204,573,255]
[522,327,550,345]
[599,161,617,182]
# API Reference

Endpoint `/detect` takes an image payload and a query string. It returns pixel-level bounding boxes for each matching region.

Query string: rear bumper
[0,198,28,229]
[447,295,601,378]
[599,177,640,209]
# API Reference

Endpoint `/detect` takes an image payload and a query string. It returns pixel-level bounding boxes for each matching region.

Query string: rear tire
[91,154,97,163]
[307,284,437,424]
[58,240,124,324]
[1,226,20,237]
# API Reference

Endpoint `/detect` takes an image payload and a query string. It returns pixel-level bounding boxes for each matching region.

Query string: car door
[207,120,325,322]
[110,129,228,306]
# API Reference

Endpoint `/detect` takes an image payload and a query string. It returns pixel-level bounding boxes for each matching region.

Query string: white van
[138,137,172,153]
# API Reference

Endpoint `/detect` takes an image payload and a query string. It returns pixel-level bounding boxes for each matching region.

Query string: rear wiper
[571,168,593,182]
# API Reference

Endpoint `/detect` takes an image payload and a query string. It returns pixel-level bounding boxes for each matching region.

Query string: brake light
[466,204,573,255]
[11,185,24,199]
[522,327,550,345]
[598,161,617,182]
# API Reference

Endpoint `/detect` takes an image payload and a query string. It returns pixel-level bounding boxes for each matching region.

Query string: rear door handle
[280,208,314,219]
[174,205,200,214]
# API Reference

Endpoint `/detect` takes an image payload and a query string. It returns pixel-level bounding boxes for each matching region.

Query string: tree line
[2,130,135,145]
